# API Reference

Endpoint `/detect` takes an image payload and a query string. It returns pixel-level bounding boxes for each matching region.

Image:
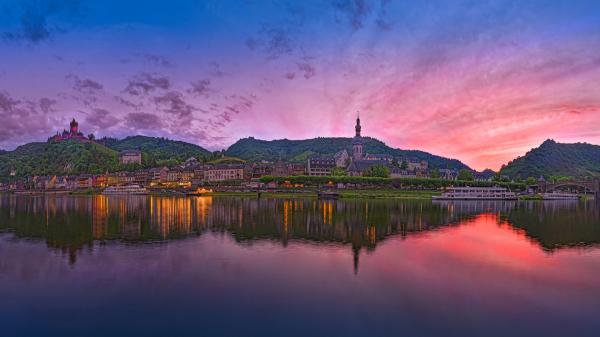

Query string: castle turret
[70,118,79,134]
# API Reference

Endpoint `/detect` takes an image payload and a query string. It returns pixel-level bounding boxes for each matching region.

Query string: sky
[1,0,600,170]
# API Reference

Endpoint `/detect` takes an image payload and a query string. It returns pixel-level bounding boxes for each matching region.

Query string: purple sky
[1,0,600,170]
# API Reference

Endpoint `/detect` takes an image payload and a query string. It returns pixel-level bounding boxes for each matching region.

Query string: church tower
[352,113,363,161]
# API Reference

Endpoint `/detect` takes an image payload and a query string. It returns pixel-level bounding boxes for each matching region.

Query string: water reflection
[2,195,600,336]
[0,195,599,267]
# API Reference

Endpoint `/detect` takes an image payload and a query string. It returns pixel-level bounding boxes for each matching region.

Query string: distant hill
[0,134,469,179]
[500,139,600,179]
[0,140,119,178]
[100,135,212,165]
[0,136,213,179]
[225,136,470,170]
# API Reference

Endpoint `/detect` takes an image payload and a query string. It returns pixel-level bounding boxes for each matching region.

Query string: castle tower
[352,113,363,161]
[70,118,79,134]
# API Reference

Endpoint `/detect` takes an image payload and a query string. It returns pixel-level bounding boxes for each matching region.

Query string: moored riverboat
[317,191,340,199]
[541,192,579,200]
[433,186,517,200]
[102,185,148,195]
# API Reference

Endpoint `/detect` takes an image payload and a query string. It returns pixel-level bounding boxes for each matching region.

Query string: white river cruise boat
[433,186,517,200]
[541,192,579,200]
[102,185,148,195]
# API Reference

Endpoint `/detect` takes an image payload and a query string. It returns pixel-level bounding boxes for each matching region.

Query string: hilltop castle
[51,118,88,142]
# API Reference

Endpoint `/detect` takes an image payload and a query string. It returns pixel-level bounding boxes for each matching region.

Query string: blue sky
[1,0,600,169]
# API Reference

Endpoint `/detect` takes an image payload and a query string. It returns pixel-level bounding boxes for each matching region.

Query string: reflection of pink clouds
[360,214,600,320]
[367,214,600,289]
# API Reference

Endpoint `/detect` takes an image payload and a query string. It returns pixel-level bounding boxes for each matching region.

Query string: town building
[204,164,245,182]
[273,160,288,176]
[474,170,496,182]
[51,118,88,142]
[307,157,336,176]
[149,167,169,185]
[183,157,200,167]
[288,163,306,176]
[364,153,393,162]
[119,150,142,165]
[390,168,417,179]
[251,164,273,179]
[133,169,151,186]
[164,167,194,186]
[273,161,306,176]
[77,175,94,189]
[117,172,135,185]
[406,159,428,171]
[439,169,459,181]
[347,159,391,177]
[93,175,107,188]
[66,176,78,190]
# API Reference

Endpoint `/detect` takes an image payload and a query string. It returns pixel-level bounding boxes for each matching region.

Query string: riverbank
[8,189,592,201]
[8,189,441,199]
[204,189,442,199]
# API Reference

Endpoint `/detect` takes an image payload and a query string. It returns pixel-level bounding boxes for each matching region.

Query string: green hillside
[100,135,212,166]
[225,137,470,170]
[0,135,213,180]
[0,140,119,179]
[500,139,600,179]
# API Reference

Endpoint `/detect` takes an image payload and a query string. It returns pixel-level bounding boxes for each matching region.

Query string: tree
[493,174,510,182]
[363,165,390,178]
[88,133,95,141]
[400,160,408,170]
[331,167,347,176]
[525,177,537,185]
[430,169,440,179]
[458,169,474,181]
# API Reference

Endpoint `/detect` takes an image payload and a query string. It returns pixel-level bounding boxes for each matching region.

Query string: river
[0,195,599,336]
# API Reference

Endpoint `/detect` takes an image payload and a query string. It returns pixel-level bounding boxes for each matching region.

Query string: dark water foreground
[1,195,599,337]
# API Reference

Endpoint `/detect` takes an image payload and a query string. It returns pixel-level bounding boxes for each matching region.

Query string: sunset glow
[1,1,600,170]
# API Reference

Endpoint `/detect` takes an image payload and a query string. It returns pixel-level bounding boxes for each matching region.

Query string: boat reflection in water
[1,195,600,337]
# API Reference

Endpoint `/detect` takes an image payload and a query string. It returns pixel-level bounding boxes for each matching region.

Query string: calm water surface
[1,195,599,336]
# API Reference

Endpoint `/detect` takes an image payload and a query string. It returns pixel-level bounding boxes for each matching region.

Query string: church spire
[355,111,361,138]
[352,112,363,161]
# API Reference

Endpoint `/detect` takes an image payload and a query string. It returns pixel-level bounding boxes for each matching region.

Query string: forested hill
[0,134,470,179]
[225,137,470,170]
[500,139,600,179]
[0,136,213,179]
[0,140,119,178]
[99,135,212,164]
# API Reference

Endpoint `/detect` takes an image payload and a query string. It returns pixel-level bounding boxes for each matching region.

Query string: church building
[347,114,392,177]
